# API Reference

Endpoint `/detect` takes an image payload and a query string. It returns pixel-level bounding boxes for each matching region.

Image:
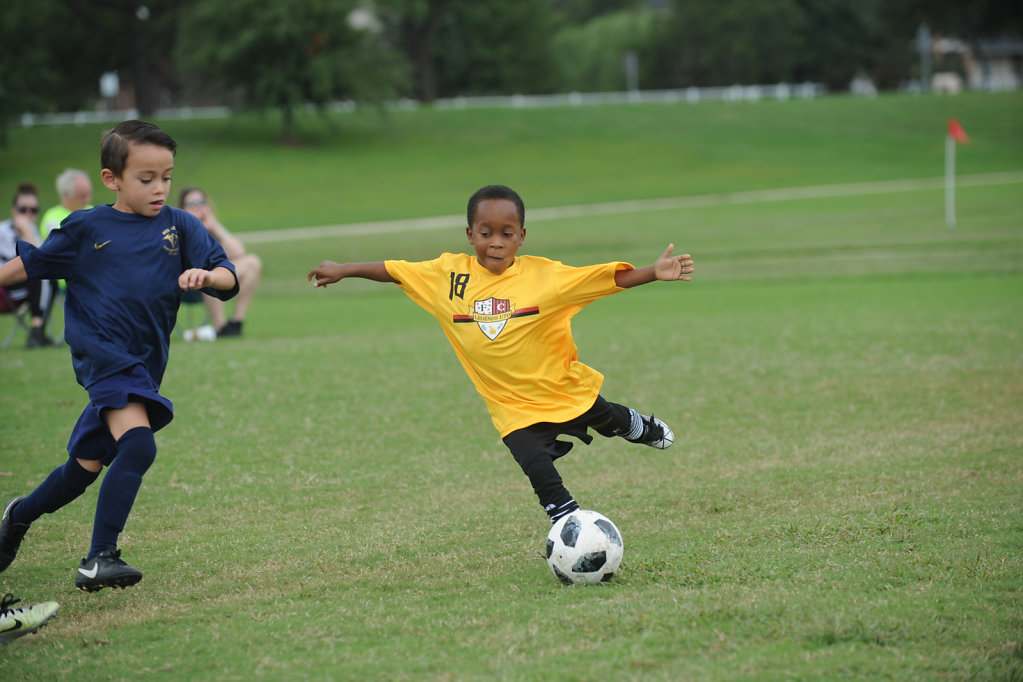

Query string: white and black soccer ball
[545,509,624,585]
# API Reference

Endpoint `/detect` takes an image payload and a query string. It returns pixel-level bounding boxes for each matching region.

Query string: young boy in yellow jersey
[308,185,694,524]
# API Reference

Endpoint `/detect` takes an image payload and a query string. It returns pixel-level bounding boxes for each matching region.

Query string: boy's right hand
[308,261,344,288]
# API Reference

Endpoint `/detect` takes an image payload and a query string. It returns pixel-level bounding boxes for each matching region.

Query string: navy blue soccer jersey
[19,205,238,389]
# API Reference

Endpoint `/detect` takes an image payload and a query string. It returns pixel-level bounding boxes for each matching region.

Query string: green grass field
[1,92,1021,680]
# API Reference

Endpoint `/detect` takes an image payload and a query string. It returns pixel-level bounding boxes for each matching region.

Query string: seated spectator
[40,168,93,239]
[0,184,55,348]
[179,188,262,337]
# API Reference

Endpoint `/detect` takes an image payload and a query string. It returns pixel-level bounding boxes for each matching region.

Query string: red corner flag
[948,117,969,144]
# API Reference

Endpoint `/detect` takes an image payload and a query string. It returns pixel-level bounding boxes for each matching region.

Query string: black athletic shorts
[502,395,627,468]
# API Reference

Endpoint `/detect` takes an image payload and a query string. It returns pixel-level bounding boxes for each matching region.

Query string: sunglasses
[183,199,206,208]
[15,205,39,214]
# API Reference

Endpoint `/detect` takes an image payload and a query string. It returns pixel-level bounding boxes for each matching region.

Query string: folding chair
[0,286,31,350]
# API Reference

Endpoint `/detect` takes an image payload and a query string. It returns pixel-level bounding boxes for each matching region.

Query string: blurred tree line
[1,0,1019,141]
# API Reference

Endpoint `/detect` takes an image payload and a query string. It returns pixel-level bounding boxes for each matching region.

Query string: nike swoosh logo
[0,618,23,633]
[94,240,111,250]
[2,498,20,518]
[78,564,99,579]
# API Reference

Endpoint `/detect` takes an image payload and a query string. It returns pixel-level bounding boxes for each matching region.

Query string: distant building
[931,36,1022,91]
[932,72,963,94]
[850,73,878,96]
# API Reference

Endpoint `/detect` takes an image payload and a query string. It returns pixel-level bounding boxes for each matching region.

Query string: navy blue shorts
[66,364,173,465]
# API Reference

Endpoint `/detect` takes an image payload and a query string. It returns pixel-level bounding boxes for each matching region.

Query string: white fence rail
[16,82,827,128]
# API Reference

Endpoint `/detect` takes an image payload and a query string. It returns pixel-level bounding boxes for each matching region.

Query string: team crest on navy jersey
[162,226,180,255]
[453,297,539,340]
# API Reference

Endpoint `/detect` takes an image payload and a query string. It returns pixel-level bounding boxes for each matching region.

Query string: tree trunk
[404,0,447,103]
[131,6,155,117]
[281,105,295,143]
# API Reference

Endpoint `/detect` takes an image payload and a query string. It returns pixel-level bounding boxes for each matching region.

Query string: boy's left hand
[179,268,214,290]
[655,244,694,282]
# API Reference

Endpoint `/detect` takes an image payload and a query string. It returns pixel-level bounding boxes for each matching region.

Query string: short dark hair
[11,182,38,206]
[100,120,177,177]
[467,185,525,229]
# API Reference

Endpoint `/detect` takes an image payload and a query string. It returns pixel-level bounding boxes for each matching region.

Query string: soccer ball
[545,509,623,585]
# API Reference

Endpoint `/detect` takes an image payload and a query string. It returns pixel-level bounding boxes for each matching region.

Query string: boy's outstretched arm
[307,261,397,288]
[615,244,694,289]
[0,257,28,288]
[179,266,237,291]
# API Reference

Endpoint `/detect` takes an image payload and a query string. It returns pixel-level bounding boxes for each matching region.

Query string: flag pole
[945,132,955,228]
[944,117,969,228]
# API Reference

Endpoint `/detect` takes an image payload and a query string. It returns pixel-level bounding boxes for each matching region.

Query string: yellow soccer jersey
[385,253,633,437]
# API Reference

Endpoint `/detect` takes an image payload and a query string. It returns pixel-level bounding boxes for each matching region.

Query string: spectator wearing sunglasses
[178,187,262,337]
[0,183,55,348]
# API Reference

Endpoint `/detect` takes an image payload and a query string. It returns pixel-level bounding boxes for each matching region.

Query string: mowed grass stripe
[242,170,1023,244]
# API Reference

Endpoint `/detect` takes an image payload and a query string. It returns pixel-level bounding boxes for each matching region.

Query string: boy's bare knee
[76,458,102,473]
[240,254,262,276]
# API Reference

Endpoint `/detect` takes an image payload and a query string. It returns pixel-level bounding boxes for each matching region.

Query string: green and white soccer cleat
[0,593,58,643]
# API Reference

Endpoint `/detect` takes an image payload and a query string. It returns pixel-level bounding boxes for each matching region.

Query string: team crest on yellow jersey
[162,226,180,255]
[453,296,539,340]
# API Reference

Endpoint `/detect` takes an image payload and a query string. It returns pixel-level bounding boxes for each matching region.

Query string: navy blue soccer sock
[10,457,100,526]
[89,426,156,559]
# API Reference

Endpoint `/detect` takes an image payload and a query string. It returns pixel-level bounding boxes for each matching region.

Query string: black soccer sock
[10,456,100,525]
[592,401,640,439]
[89,427,156,558]
[516,452,579,524]
[547,498,580,524]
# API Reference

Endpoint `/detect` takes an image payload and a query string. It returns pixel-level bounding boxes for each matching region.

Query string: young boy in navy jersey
[308,184,694,525]
[0,120,238,592]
